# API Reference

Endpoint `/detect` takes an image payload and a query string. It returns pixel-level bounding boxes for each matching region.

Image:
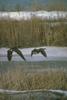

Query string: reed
[0,68,67,90]
[0,18,67,48]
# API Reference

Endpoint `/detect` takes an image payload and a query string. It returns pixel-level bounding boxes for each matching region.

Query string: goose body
[31,48,47,57]
[7,47,26,61]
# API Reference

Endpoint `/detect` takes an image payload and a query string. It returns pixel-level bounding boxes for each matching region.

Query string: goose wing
[31,49,37,56]
[13,48,26,61]
[40,50,47,57]
[31,50,34,56]
[7,49,13,61]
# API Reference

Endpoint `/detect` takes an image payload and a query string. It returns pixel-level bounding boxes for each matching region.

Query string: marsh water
[0,47,67,62]
[0,89,67,100]
[0,46,67,71]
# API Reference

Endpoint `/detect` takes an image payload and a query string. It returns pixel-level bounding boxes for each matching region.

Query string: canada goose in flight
[31,48,47,57]
[7,47,26,61]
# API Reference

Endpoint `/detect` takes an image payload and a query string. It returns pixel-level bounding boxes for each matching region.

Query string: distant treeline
[0,2,67,11]
[0,18,67,48]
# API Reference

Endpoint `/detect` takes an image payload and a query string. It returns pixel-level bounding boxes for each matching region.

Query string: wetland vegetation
[0,3,67,99]
[0,18,67,48]
[0,61,67,90]
[0,67,67,90]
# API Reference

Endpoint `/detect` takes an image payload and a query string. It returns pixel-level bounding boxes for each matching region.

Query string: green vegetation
[0,61,67,72]
[0,1,67,11]
[0,18,67,48]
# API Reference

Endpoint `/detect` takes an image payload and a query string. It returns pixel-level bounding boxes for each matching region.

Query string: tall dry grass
[0,18,67,48]
[0,68,67,90]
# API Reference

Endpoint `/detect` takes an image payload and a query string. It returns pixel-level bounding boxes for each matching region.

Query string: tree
[15,4,22,11]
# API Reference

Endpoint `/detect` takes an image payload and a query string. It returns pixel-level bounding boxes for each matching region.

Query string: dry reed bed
[0,19,67,47]
[0,68,67,90]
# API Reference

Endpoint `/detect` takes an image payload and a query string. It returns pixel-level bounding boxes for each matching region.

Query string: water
[0,47,67,62]
[0,11,67,20]
[0,47,67,72]
[0,89,67,100]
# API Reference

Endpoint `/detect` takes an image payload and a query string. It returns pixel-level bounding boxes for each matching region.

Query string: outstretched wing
[31,50,34,56]
[7,50,13,61]
[31,49,37,56]
[13,48,26,61]
[40,50,47,57]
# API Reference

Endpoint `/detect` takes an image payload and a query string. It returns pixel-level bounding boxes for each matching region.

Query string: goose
[7,47,26,61]
[31,48,47,57]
